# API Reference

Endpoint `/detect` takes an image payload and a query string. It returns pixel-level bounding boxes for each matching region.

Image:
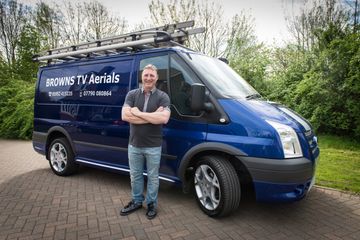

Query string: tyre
[48,138,78,176]
[193,156,241,217]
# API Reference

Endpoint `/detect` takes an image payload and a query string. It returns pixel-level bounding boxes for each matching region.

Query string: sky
[19,0,304,45]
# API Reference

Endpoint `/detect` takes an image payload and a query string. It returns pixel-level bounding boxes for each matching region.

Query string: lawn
[315,134,360,193]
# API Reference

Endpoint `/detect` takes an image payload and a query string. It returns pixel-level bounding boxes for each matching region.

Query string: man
[120,64,170,219]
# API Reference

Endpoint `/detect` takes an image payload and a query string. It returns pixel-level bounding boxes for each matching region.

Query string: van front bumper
[239,156,316,202]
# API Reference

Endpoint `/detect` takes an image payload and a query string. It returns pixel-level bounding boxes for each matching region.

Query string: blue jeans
[128,145,161,206]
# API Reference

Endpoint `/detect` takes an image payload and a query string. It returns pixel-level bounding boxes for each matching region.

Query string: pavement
[0,139,360,240]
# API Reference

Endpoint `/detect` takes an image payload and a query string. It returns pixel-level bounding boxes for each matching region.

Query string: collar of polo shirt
[141,87,156,94]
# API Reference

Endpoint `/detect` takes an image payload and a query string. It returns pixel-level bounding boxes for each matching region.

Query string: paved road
[0,140,360,240]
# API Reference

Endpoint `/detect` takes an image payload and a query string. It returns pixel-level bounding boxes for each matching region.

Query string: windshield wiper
[246,93,262,100]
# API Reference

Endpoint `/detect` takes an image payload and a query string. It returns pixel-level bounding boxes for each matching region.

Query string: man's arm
[121,106,149,124]
[131,106,170,125]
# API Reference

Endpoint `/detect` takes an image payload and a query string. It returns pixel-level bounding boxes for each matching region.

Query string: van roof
[38,46,198,69]
[34,21,204,66]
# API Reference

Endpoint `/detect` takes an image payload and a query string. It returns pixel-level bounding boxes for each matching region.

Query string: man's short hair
[143,64,158,73]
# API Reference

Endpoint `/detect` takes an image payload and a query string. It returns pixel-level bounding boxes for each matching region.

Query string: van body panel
[216,99,319,161]
[212,99,284,159]
[162,119,207,177]
[34,56,136,167]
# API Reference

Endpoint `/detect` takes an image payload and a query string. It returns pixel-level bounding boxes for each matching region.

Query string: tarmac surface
[0,139,360,240]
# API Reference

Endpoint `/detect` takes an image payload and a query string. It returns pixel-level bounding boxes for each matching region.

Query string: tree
[14,25,41,81]
[60,1,87,45]
[285,0,350,51]
[292,31,360,137]
[344,0,359,32]
[223,13,257,58]
[229,43,270,95]
[0,0,29,64]
[225,13,269,95]
[33,1,61,49]
[83,0,127,41]
[266,45,316,105]
[149,0,196,24]
[148,0,255,57]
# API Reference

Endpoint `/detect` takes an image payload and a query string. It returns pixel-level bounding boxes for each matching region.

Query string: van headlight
[266,120,303,158]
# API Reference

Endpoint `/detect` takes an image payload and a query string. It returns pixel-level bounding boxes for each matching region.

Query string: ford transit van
[32,21,319,217]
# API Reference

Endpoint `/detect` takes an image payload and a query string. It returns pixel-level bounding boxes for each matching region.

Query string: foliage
[13,25,41,81]
[33,1,62,49]
[0,78,34,139]
[82,0,127,41]
[32,0,127,47]
[229,43,270,95]
[60,1,87,45]
[269,27,360,138]
[266,46,316,107]
[286,0,350,51]
[293,31,360,137]
[268,1,360,140]
[0,58,12,86]
[0,0,30,64]
[148,0,256,57]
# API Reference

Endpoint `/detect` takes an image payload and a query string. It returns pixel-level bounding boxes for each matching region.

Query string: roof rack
[33,20,204,64]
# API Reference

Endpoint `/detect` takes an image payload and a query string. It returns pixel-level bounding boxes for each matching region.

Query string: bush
[0,79,35,139]
[293,33,360,138]
[267,31,360,140]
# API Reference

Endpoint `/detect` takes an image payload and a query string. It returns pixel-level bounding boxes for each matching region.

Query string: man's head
[141,64,158,92]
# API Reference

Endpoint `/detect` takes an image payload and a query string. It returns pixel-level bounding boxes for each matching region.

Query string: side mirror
[190,83,206,112]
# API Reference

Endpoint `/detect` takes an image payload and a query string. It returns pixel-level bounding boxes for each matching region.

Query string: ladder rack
[33,20,204,64]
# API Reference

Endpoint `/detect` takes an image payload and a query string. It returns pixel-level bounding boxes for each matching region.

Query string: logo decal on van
[46,72,120,87]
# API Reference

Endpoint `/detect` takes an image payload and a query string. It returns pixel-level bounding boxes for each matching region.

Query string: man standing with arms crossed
[120,64,171,219]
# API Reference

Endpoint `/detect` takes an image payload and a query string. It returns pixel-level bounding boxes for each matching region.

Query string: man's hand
[131,106,170,125]
[130,107,141,117]
[156,106,164,112]
[123,105,170,125]
[122,106,148,124]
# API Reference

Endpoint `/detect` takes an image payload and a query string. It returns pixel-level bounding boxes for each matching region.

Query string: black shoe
[146,203,157,219]
[120,200,142,216]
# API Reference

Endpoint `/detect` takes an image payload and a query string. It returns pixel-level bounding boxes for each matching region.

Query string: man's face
[142,68,158,91]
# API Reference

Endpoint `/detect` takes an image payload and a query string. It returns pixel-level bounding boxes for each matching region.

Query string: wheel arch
[45,126,75,160]
[178,142,254,194]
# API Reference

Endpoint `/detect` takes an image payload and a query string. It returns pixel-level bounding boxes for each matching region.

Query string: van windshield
[184,52,259,99]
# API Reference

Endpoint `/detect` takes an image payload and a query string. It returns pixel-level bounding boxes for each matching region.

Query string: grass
[315,134,360,193]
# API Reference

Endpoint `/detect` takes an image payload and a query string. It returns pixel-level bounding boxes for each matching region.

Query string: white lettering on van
[45,72,120,87]
[46,76,75,87]
[58,76,75,86]
[77,75,88,85]
[114,73,120,83]
[88,74,95,84]
[87,73,120,85]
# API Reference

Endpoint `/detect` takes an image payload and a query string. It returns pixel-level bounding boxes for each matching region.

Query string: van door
[137,52,208,181]
[73,57,135,168]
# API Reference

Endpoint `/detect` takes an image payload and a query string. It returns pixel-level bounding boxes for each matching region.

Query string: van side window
[139,55,168,93]
[170,54,197,116]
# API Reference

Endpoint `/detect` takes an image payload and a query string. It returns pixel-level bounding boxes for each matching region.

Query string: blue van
[32,21,319,217]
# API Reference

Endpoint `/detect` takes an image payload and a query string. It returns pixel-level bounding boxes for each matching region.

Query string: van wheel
[193,156,241,217]
[48,138,77,176]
